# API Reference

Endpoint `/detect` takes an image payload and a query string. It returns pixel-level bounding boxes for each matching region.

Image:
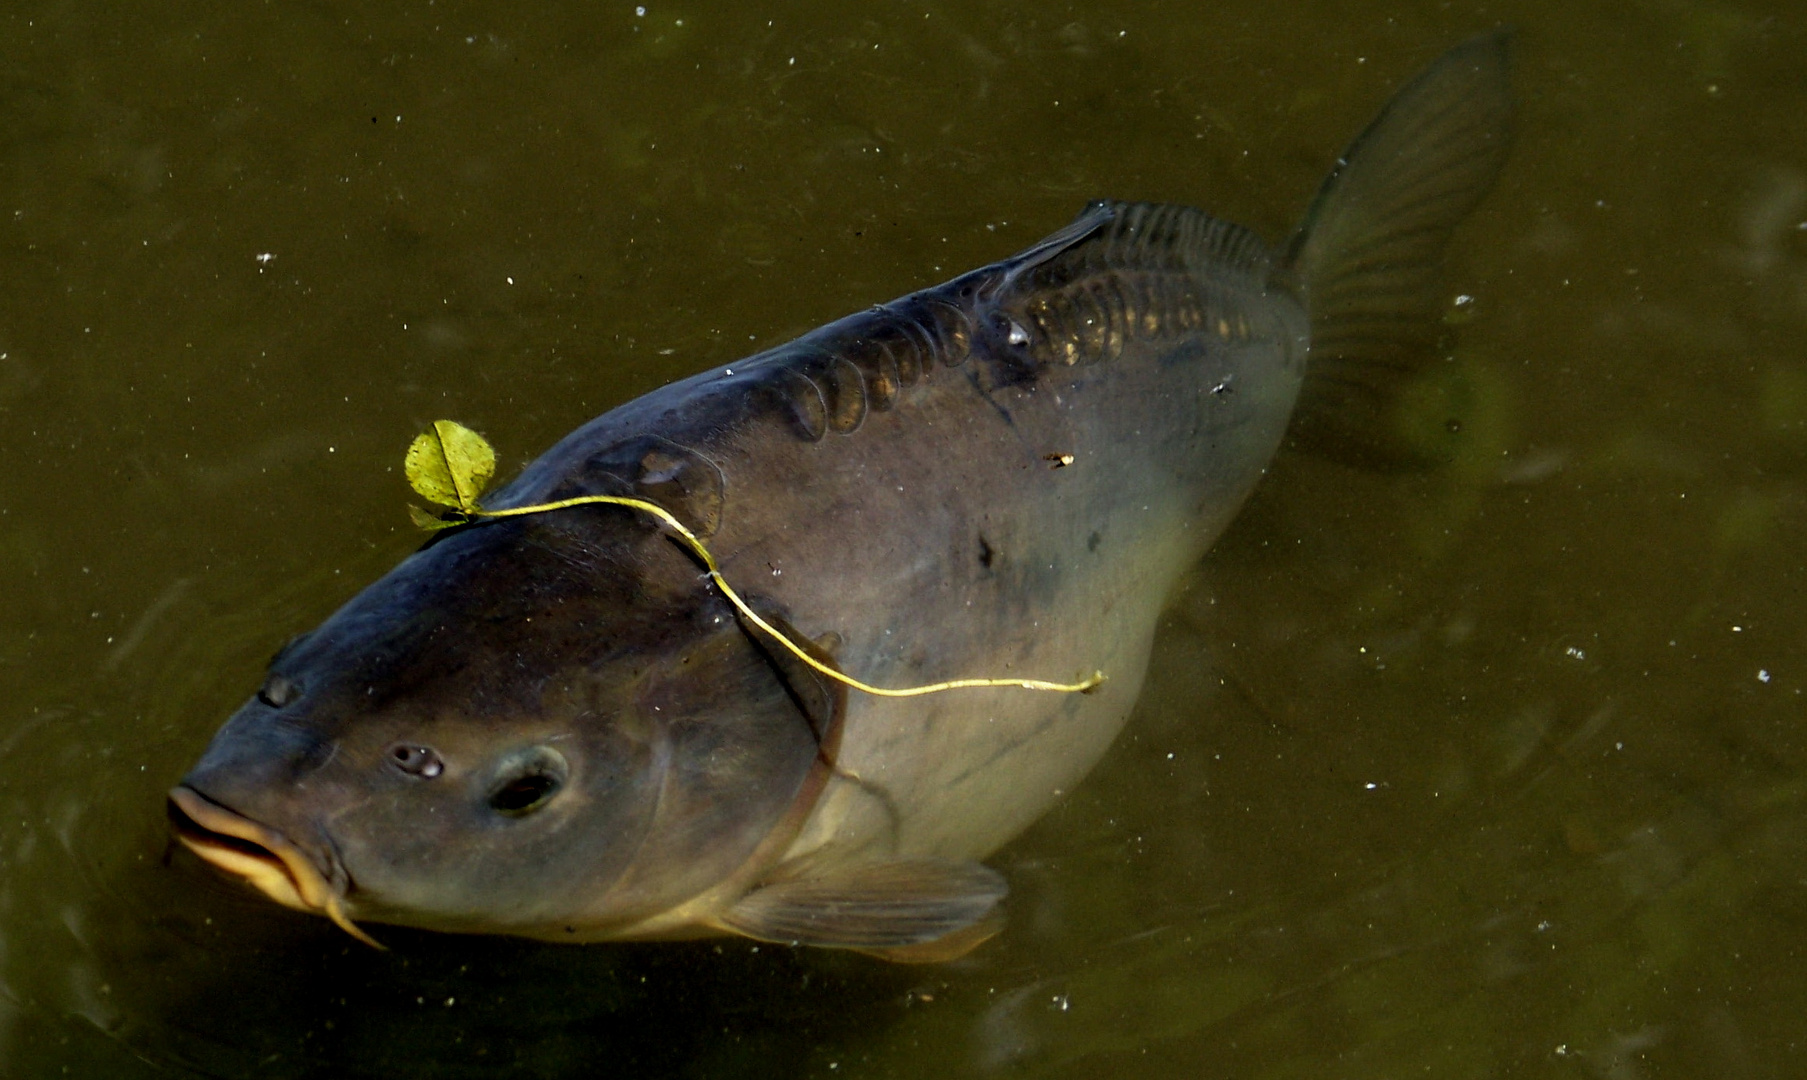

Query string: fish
[168,34,1511,960]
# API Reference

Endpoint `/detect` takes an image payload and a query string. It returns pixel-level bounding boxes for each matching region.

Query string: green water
[3,0,1804,1075]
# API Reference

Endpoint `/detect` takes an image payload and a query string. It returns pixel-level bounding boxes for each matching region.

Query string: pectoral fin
[716,858,1007,962]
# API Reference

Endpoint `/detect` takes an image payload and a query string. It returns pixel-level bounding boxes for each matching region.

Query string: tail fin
[1283,32,1513,464]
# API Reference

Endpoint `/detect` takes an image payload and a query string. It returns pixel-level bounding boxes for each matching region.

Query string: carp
[169,35,1510,960]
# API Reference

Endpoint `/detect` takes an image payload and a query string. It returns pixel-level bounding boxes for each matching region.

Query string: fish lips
[167,784,381,947]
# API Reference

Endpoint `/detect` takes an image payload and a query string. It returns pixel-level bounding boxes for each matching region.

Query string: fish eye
[388,744,444,779]
[257,673,301,709]
[487,745,569,818]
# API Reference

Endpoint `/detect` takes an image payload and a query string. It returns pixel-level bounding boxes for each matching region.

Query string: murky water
[2,0,1803,1075]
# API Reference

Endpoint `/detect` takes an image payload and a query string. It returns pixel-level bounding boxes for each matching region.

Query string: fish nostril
[388,744,444,778]
[258,673,301,709]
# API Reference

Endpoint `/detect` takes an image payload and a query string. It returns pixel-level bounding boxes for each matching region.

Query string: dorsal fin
[990,201,1279,369]
[1003,200,1273,295]
[737,198,1279,438]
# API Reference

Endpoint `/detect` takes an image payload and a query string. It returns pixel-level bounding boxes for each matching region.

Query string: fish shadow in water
[121,867,920,1080]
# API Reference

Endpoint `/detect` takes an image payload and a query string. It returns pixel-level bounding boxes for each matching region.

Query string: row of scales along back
[732,200,1282,444]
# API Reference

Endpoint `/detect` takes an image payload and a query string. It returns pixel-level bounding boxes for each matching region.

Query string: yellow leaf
[407,504,460,531]
[405,420,496,512]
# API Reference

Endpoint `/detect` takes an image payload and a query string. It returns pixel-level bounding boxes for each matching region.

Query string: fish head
[169,511,841,942]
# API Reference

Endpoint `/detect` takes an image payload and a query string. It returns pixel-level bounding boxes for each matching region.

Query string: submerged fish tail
[1282,31,1513,464]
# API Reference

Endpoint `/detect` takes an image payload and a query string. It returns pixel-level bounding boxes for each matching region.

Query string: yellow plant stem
[462,495,1105,699]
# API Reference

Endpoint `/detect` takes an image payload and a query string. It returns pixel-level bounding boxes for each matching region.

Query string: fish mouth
[167,785,384,949]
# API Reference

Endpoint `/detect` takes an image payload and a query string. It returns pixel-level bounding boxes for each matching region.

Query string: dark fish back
[740,200,1284,442]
